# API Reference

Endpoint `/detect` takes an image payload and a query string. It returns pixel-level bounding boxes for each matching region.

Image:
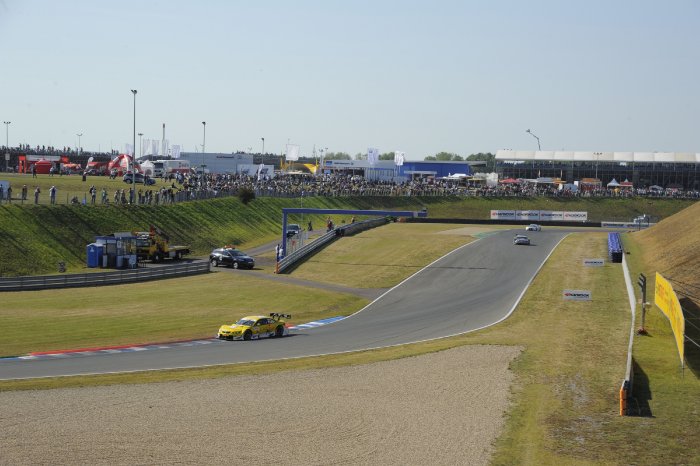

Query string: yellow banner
[654,272,685,365]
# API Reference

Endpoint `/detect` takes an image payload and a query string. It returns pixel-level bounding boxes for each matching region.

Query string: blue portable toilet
[86,243,103,268]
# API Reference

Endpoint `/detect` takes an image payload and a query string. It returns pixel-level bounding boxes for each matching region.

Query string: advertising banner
[540,211,564,221]
[490,210,516,220]
[515,210,541,221]
[654,272,685,365]
[563,211,588,222]
[583,259,604,267]
[563,290,592,301]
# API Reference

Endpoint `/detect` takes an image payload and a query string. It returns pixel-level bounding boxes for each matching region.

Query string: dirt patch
[0,345,521,465]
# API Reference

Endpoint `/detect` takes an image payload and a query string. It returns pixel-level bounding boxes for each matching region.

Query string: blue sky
[1,0,699,159]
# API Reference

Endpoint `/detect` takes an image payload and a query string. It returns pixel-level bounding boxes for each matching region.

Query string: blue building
[399,160,473,179]
[322,159,480,181]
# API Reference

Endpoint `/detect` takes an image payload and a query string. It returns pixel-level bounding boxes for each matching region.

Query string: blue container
[86,243,104,268]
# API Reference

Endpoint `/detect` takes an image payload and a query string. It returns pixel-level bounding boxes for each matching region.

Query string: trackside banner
[515,210,540,221]
[583,259,605,267]
[540,211,564,221]
[490,210,587,222]
[563,211,588,222]
[654,272,685,365]
[563,290,592,301]
[490,210,516,220]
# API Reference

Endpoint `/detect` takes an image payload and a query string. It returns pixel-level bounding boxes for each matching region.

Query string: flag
[171,145,181,159]
[151,140,159,157]
[394,151,405,166]
[286,144,300,161]
[125,143,134,156]
[367,147,379,166]
[163,139,170,157]
[257,163,265,181]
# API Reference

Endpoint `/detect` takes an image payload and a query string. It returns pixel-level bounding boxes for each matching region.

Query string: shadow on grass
[630,358,653,417]
[680,297,700,378]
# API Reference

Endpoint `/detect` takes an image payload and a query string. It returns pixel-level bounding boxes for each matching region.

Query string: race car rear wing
[270,313,291,320]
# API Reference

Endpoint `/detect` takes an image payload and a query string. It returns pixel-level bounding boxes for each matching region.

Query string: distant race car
[513,235,531,245]
[217,313,291,341]
[525,224,541,231]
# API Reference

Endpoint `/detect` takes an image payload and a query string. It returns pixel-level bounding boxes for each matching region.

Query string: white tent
[607,178,620,187]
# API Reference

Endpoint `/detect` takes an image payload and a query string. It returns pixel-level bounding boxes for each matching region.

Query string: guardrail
[608,232,623,263]
[277,217,389,274]
[0,261,210,292]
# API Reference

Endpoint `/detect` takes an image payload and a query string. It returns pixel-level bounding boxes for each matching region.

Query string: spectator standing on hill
[89,186,97,205]
[34,186,41,204]
[49,166,55,177]
[101,188,108,204]
[6,186,12,203]
[21,185,27,201]
[31,164,36,178]
[0,184,4,202]
[49,185,57,204]
[308,220,313,232]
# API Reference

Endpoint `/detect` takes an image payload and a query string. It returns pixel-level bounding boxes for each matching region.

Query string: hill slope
[632,200,700,300]
[0,196,694,276]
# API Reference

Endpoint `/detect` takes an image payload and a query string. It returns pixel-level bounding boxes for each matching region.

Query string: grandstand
[496,150,700,190]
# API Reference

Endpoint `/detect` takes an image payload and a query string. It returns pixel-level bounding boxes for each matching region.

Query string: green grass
[291,222,476,288]
[0,272,367,357]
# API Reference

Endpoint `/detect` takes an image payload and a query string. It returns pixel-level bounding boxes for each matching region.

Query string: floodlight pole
[526,129,541,150]
[131,89,137,203]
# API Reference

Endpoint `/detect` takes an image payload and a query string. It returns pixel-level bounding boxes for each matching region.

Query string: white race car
[525,224,541,231]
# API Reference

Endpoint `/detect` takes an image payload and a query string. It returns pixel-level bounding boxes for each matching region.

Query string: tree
[425,152,463,161]
[238,186,255,205]
[355,152,366,160]
[324,152,352,160]
[466,152,496,169]
[379,151,395,160]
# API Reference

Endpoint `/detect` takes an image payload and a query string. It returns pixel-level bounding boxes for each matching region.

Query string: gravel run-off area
[1,345,522,465]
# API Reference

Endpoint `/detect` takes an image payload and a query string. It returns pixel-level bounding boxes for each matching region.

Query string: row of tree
[321,151,495,165]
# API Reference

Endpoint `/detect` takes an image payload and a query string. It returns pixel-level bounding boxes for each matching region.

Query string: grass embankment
[0,190,693,277]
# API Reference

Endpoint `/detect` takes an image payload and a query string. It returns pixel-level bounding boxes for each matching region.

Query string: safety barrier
[608,232,623,263]
[0,261,210,292]
[619,254,636,416]
[276,218,389,274]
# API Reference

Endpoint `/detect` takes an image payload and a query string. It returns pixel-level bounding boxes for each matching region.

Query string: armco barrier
[277,218,389,274]
[0,261,210,292]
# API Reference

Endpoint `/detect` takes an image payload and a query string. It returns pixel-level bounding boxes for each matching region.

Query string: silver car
[513,235,531,245]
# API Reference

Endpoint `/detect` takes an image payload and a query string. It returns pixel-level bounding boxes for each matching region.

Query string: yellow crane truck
[133,225,190,262]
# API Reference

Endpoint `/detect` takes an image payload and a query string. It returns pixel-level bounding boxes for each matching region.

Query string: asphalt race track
[0,229,567,380]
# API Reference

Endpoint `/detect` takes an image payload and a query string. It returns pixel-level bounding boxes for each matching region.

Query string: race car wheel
[243,330,252,341]
[210,258,218,267]
[232,262,239,269]
[275,325,284,338]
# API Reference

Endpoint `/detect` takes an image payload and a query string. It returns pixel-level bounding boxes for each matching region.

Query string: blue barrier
[608,232,623,263]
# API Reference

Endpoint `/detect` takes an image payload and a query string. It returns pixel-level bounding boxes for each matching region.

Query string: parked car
[286,223,301,238]
[525,224,541,231]
[209,247,255,269]
[123,172,156,185]
[513,234,531,245]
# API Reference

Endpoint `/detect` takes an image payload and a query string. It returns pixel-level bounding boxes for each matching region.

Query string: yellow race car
[217,313,291,341]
